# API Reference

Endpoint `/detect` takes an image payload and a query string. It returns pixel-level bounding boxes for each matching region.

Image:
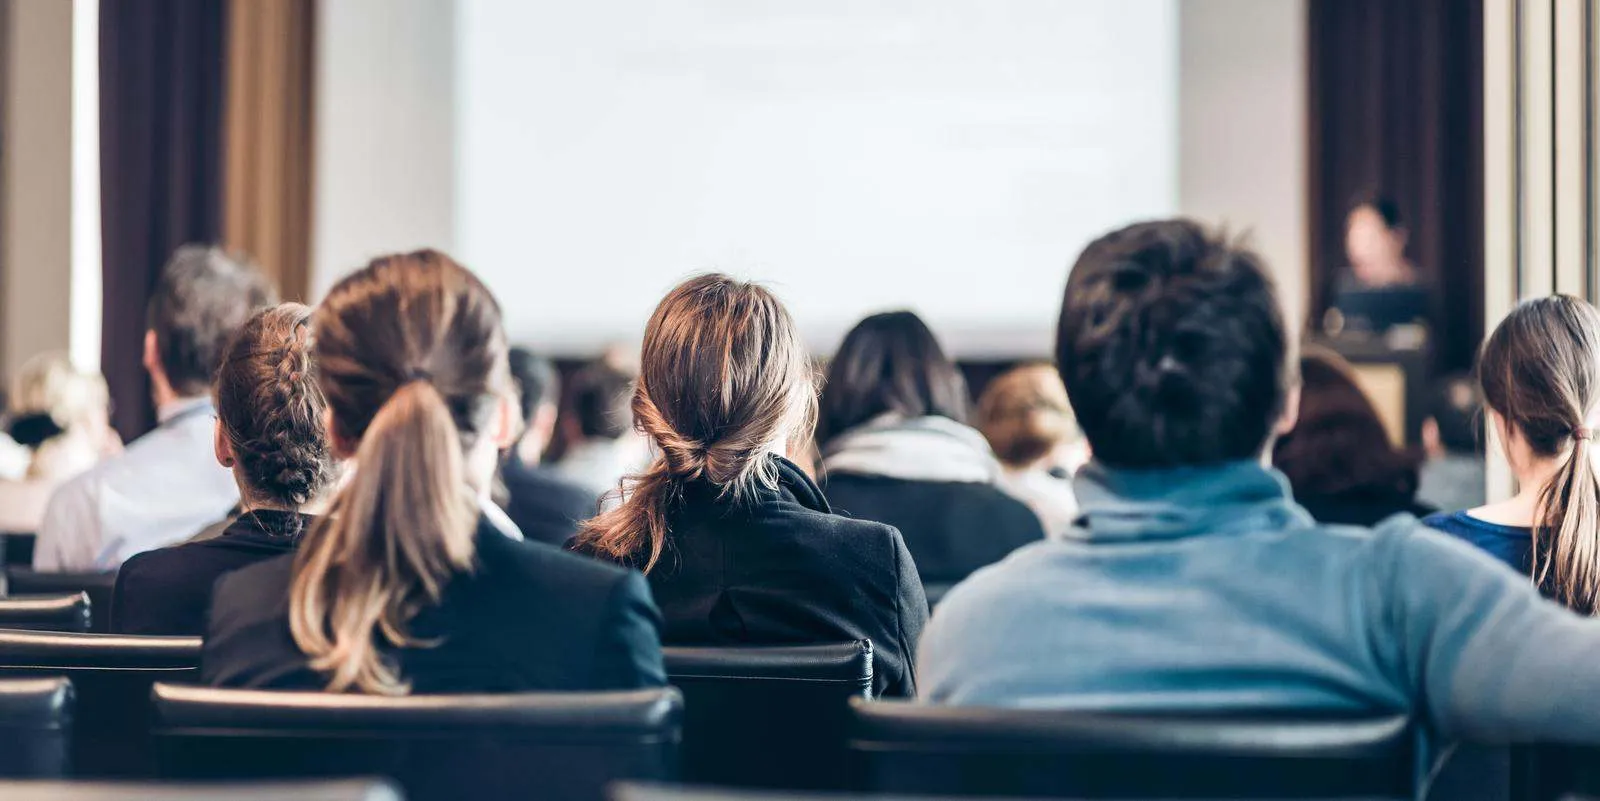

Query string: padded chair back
[0,533,35,571]
[0,778,401,801]
[664,641,873,791]
[155,684,682,801]
[849,701,1414,799]
[0,594,92,633]
[0,677,72,778]
[0,631,199,776]
[1508,745,1600,801]
[5,570,116,632]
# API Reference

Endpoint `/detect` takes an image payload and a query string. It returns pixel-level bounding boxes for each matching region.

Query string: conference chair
[0,677,72,778]
[848,701,1414,799]
[0,778,401,801]
[4,569,116,632]
[1506,744,1600,801]
[154,684,683,801]
[609,783,1409,801]
[0,532,35,570]
[0,630,199,776]
[0,593,92,633]
[664,641,873,790]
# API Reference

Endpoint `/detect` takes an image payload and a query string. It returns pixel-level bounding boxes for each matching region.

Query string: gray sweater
[919,460,1600,744]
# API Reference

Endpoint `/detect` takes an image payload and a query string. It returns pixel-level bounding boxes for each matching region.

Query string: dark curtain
[99,0,228,440]
[1308,0,1485,375]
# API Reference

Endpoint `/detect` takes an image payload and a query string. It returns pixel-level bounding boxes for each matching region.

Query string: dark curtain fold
[1308,0,1485,374]
[99,0,228,440]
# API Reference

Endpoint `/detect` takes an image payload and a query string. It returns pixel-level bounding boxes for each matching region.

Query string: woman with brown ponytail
[1424,295,1600,614]
[202,251,665,694]
[570,274,928,697]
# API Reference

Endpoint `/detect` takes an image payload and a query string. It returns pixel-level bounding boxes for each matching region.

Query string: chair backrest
[0,533,35,572]
[0,677,72,779]
[155,684,683,801]
[848,701,1414,799]
[0,630,200,777]
[4,570,117,632]
[0,593,92,633]
[1509,745,1600,801]
[663,641,873,791]
[0,778,401,801]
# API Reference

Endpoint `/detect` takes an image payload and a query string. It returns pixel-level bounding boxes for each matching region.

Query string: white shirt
[996,466,1080,540]
[33,397,239,571]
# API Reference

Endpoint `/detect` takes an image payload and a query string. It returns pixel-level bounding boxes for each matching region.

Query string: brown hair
[147,245,277,396]
[1480,295,1600,614]
[976,363,1080,468]
[213,304,334,511]
[290,250,510,694]
[1272,350,1420,503]
[573,274,814,573]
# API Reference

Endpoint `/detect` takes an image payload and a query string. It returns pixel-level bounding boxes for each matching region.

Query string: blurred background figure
[1416,374,1486,514]
[0,353,118,533]
[1272,350,1433,526]
[975,363,1086,539]
[552,360,649,501]
[1325,196,1430,337]
[500,347,596,546]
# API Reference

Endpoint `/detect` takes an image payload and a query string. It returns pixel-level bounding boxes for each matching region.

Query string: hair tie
[1577,427,1593,441]
[405,367,433,384]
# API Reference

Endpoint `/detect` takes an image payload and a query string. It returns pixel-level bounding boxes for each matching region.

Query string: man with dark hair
[552,361,647,499]
[35,245,275,571]
[499,347,597,546]
[1416,375,1485,513]
[920,220,1600,742]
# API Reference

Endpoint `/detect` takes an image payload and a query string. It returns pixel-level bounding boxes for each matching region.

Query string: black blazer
[501,459,600,547]
[203,514,667,693]
[571,456,927,697]
[822,474,1045,586]
[112,509,312,636]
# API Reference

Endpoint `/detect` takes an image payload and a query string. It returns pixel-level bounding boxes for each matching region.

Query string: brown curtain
[99,0,228,439]
[1307,0,1485,375]
[222,0,315,301]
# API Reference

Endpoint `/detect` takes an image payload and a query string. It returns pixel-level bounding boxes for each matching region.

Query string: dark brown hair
[1272,350,1419,503]
[817,310,968,446]
[1480,295,1600,614]
[213,304,334,509]
[290,249,510,694]
[567,362,634,440]
[147,245,277,396]
[573,274,814,573]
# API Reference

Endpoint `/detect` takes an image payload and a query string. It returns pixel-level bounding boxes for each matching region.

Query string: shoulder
[475,523,637,599]
[212,552,296,611]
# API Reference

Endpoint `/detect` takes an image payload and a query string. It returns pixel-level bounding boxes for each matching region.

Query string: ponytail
[1534,428,1600,614]
[290,379,478,695]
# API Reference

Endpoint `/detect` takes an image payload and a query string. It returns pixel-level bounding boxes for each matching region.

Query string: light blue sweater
[918,461,1600,743]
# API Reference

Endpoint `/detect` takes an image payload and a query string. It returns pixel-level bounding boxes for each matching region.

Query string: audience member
[552,360,649,499]
[1416,374,1486,513]
[570,274,926,697]
[975,363,1085,538]
[203,250,665,694]
[1272,350,1433,526]
[34,246,274,571]
[112,304,337,635]
[499,347,596,546]
[1425,296,1600,614]
[0,353,117,533]
[919,220,1600,745]
[817,311,1044,587]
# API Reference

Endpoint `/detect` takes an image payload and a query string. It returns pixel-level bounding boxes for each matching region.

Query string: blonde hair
[573,274,815,573]
[976,363,1079,468]
[7,353,108,451]
[290,250,509,695]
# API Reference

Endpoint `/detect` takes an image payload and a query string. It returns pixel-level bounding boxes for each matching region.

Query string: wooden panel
[1522,0,1557,298]
[1555,0,1588,295]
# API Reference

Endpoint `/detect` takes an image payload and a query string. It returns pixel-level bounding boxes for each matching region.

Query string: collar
[1068,460,1314,542]
[157,397,214,427]
[820,414,1001,483]
[679,454,830,516]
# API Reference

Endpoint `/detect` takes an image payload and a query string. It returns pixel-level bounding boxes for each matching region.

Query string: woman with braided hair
[113,304,337,635]
[570,274,928,697]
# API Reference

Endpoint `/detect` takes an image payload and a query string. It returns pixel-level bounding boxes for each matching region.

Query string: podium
[1313,334,1432,447]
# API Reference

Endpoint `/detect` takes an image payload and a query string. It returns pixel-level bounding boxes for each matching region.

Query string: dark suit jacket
[500,459,599,547]
[571,456,927,697]
[822,474,1045,586]
[112,509,312,636]
[203,515,666,693]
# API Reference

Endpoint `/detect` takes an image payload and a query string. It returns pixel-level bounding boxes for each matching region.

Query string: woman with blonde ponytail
[202,250,665,693]
[570,274,928,697]
[1425,295,1600,614]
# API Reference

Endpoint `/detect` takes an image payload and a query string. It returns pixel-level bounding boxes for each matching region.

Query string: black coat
[501,459,600,547]
[822,474,1045,588]
[202,515,667,693]
[112,509,312,636]
[571,456,927,697]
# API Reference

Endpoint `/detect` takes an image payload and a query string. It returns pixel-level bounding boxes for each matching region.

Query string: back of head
[574,274,814,572]
[6,353,108,449]
[1271,351,1418,501]
[1479,295,1600,613]
[213,304,335,510]
[567,361,634,440]
[976,363,1079,468]
[817,310,969,446]
[291,249,510,694]
[1056,219,1289,468]
[1427,374,1482,455]
[507,347,559,425]
[147,245,277,397]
